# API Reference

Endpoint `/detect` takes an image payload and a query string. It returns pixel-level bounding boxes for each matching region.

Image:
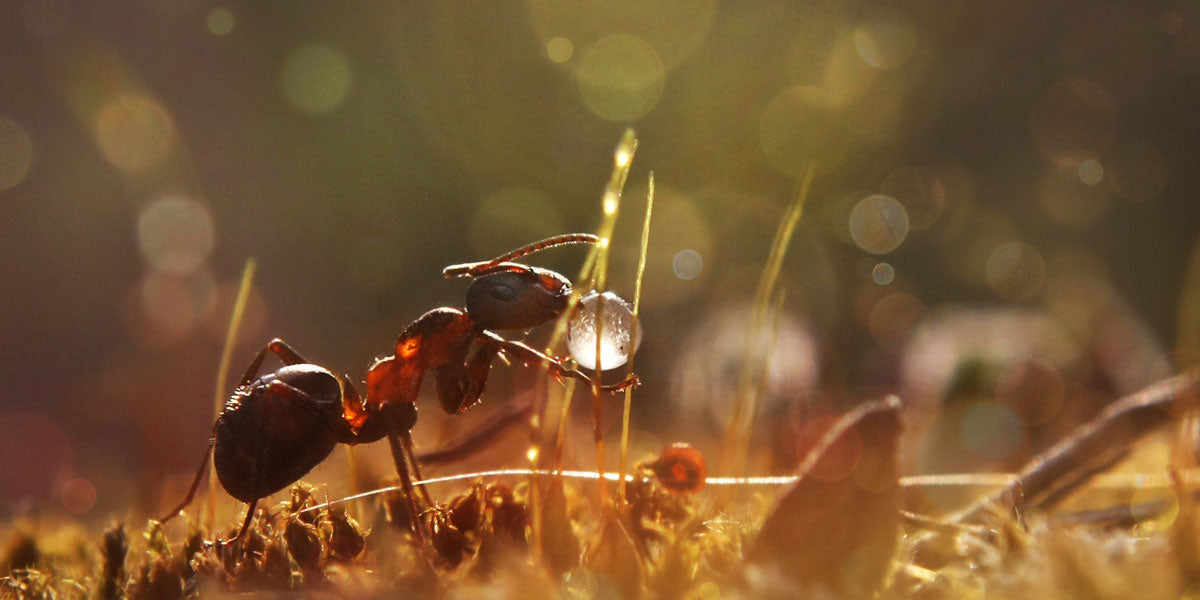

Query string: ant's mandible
[160,234,637,544]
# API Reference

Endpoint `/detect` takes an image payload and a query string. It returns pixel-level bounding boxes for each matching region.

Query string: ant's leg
[235,338,311,388]
[159,439,215,523]
[381,407,428,543]
[433,338,476,415]
[232,498,259,541]
[417,396,534,465]
[480,331,640,392]
[400,433,434,506]
[208,498,259,549]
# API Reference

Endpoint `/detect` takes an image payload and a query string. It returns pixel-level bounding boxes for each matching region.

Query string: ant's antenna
[443,233,602,278]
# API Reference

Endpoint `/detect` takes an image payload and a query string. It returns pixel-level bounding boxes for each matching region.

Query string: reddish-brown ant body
[161,234,636,544]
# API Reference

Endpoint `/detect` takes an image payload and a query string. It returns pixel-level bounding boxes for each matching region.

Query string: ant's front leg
[433,336,489,415]
[482,330,639,392]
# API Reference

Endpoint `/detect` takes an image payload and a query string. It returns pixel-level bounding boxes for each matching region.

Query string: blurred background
[3,0,1200,526]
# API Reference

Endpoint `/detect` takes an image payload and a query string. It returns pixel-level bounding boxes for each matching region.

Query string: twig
[951,369,1200,523]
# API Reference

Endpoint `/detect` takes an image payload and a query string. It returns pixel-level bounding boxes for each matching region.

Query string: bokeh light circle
[138,196,216,275]
[880,165,945,230]
[1038,167,1113,228]
[868,291,922,349]
[575,34,665,122]
[207,7,235,35]
[527,0,715,70]
[0,116,34,191]
[139,268,217,344]
[280,43,352,115]
[759,86,845,178]
[1130,486,1179,532]
[1078,159,1104,185]
[547,37,574,63]
[985,241,1046,301]
[672,249,703,280]
[872,262,895,285]
[1160,12,1184,36]
[849,194,909,254]
[61,477,98,515]
[94,93,176,173]
[468,187,564,260]
[996,359,1065,427]
[619,185,713,308]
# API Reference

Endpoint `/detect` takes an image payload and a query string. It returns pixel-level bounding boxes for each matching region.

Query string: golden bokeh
[575,34,666,122]
[280,43,353,115]
[526,0,715,70]
[985,241,1046,301]
[206,7,236,36]
[94,92,176,173]
[137,196,216,275]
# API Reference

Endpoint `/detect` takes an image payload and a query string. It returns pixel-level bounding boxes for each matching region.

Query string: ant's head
[445,234,602,331]
[465,265,570,331]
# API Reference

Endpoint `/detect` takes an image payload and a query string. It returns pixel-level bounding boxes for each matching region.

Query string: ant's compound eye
[466,269,570,330]
[567,291,641,371]
[650,443,707,493]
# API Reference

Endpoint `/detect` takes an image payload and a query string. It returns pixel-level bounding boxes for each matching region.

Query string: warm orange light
[399,336,421,359]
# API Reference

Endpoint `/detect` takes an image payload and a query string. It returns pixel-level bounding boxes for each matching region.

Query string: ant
[160,234,638,546]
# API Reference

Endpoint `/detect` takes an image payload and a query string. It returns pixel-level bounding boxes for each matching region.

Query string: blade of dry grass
[532,129,637,562]
[720,165,814,479]
[204,258,256,530]
[617,172,654,502]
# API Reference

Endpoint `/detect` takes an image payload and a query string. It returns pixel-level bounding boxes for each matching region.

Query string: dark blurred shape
[2,530,38,573]
[747,396,901,599]
[98,524,128,600]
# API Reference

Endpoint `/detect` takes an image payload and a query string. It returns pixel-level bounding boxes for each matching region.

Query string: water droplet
[567,291,642,371]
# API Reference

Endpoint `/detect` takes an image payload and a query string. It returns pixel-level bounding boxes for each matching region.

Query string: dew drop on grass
[567,291,642,371]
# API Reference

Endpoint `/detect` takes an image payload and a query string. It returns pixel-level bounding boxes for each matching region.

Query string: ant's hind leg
[159,439,215,524]
[236,338,312,388]
[206,498,259,549]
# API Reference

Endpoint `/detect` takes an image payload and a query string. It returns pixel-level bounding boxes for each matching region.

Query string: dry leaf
[747,396,902,598]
